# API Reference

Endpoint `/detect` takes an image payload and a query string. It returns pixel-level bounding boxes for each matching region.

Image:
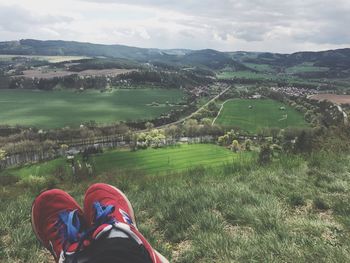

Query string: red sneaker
[84,183,136,228]
[31,189,86,262]
[83,183,164,262]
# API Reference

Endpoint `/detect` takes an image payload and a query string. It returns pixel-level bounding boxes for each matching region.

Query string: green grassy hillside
[214,99,308,133]
[1,150,350,262]
[0,88,184,128]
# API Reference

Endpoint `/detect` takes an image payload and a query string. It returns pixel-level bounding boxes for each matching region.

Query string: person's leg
[65,231,153,263]
[84,183,169,263]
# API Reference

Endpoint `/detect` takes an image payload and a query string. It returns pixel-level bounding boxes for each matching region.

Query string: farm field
[214,99,308,133]
[243,63,275,72]
[4,144,252,178]
[286,63,329,74]
[0,55,89,63]
[16,68,136,79]
[310,94,350,105]
[0,88,184,128]
[216,71,321,88]
[217,71,278,80]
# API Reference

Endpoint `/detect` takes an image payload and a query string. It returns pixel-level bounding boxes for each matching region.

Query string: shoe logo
[119,209,133,225]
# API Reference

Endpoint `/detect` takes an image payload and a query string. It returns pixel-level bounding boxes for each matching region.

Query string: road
[157,84,232,129]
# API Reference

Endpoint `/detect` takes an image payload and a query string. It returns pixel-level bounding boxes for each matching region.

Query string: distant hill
[0,39,248,70]
[0,39,162,60]
[287,49,350,69]
[0,39,349,70]
[235,48,350,70]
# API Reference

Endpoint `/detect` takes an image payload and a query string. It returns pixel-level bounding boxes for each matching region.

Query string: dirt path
[157,84,232,129]
[212,98,234,125]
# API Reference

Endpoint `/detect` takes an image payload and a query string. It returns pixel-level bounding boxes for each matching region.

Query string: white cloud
[0,0,348,53]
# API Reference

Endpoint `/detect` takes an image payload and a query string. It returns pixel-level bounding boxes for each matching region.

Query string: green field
[286,63,329,74]
[217,71,278,80]
[0,55,89,63]
[243,63,275,72]
[92,144,251,174]
[0,88,184,128]
[216,70,321,88]
[5,144,251,178]
[214,99,308,133]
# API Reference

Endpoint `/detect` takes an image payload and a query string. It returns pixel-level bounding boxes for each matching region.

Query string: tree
[165,125,181,139]
[258,144,272,165]
[184,119,199,137]
[244,139,252,151]
[0,149,6,170]
[0,149,6,161]
[201,118,212,126]
[231,140,240,152]
[218,134,229,146]
[294,129,313,154]
[145,122,154,131]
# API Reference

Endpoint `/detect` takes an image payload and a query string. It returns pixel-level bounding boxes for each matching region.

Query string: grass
[214,99,309,133]
[3,144,250,178]
[286,63,329,74]
[92,144,251,174]
[0,88,184,128]
[243,63,275,72]
[1,149,350,262]
[216,70,322,88]
[217,71,278,80]
[0,55,89,63]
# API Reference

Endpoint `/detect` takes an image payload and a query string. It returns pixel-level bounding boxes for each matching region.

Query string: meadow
[0,88,184,128]
[243,63,275,72]
[214,99,308,133]
[217,71,278,81]
[216,70,322,88]
[4,144,251,178]
[0,55,89,63]
[286,63,329,74]
[1,148,350,262]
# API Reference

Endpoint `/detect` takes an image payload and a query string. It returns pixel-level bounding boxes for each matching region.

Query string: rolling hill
[1,39,349,72]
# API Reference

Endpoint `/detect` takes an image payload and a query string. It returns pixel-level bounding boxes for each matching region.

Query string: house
[251,94,262,99]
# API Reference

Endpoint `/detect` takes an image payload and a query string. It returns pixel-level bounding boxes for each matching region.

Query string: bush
[0,174,20,186]
[244,139,252,151]
[288,193,305,207]
[231,140,240,152]
[313,197,330,211]
[16,175,58,194]
[258,144,272,165]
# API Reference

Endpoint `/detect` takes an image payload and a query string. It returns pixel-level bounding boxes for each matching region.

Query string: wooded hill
[1,39,349,71]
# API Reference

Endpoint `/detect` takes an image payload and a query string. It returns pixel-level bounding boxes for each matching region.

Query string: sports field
[6,144,252,178]
[0,88,184,128]
[92,144,251,174]
[214,99,308,133]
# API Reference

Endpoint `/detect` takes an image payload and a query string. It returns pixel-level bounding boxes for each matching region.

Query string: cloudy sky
[0,0,349,53]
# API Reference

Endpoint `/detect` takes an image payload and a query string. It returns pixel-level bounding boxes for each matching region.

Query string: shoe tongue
[92,224,113,240]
